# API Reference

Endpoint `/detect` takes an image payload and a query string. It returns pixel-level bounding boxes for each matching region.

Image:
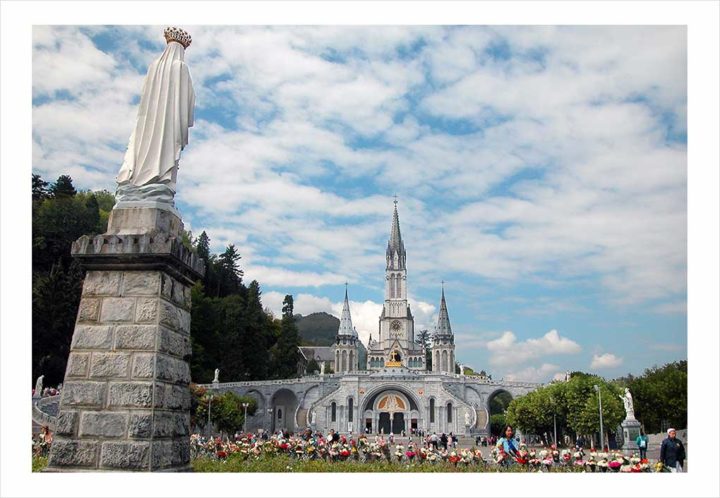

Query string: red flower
[216,450,228,459]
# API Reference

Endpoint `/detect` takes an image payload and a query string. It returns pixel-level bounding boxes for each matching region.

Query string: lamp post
[594,385,604,450]
[242,402,250,435]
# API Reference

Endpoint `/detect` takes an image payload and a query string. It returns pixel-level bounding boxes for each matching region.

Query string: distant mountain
[295,312,339,346]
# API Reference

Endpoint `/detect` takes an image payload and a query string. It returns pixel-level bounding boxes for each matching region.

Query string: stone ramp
[31,395,61,434]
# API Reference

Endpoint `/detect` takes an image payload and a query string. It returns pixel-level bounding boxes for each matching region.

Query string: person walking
[660,428,686,472]
[635,430,649,459]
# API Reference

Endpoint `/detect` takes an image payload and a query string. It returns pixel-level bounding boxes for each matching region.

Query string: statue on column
[464,409,471,426]
[320,362,325,375]
[213,368,220,383]
[115,27,195,207]
[619,387,635,419]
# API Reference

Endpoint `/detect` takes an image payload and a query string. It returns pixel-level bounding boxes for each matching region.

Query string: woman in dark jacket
[660,428,686,472]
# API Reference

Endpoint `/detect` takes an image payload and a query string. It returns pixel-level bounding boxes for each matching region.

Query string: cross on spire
[393,193,398,205]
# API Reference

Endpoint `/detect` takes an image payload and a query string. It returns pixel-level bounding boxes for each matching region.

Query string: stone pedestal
[45,207,204,472]
[620,417,642,455]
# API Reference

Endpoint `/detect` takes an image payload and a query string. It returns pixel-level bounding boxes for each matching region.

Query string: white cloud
[505,363,562,383]
[32,25,686,315]
[590,353,623,369]
[485,329,582,366]
[244,264,346,288]
[652,301,687,315]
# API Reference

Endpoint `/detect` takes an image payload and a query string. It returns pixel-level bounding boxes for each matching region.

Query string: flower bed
[30,432,672,473]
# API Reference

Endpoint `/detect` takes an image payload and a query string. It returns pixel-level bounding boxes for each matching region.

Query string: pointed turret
[432,282,455,373]
[337,285,357,338]
[386,199,406,270]
[435,286,452,337]
[335,284,359,373]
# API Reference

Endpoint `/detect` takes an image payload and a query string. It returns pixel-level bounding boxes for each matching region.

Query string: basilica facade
[202,203,540,435]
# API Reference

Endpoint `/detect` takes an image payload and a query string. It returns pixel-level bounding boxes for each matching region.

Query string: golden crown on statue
[164,27,192,48]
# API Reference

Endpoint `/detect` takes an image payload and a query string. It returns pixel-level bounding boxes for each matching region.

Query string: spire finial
[393,193,398,206]
[344,282,348,299]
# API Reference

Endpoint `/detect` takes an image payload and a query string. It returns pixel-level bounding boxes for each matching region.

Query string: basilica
[202,202,540,436]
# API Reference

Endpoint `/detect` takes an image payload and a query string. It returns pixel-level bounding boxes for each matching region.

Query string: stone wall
[47,269,194,471]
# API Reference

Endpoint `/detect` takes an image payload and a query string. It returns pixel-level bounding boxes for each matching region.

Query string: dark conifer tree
[32,174,50,200]
[49,175,77,198]
[271,295,301,379]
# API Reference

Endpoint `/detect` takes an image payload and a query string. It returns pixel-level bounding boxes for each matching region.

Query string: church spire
[337,283,357,338]
[435,283,452,337]
[386,198,406,270]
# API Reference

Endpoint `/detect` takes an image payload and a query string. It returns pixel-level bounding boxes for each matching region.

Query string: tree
[197,231,211,262]
[271,295,301,379]
[240,281,272,380]
[189,283,224,383]
[33,193,104,271]
[216,244,244,297]
[32,259,84,386]
[194,391,257,435]
[32,174,50,200]
[505,373,624,447]
[490,414,507,436]
[218,294,248,381]
[306,358,320,374]
[626,361,687,433]
[416,329,432,370]
[49,175,77,198]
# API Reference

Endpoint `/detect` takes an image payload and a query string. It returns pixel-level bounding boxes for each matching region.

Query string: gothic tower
[335,285,359,373]
[367,200,425,370]
[432,285,455,373]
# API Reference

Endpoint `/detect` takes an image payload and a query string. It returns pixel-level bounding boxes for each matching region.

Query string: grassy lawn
[33,454,585,473]
[192,454,582,472]
[32,456,48,472]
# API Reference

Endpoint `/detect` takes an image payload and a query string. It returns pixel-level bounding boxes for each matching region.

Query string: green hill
[296,312,339,346]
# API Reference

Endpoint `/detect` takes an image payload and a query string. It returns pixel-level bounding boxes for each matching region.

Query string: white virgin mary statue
[116,27,195,207]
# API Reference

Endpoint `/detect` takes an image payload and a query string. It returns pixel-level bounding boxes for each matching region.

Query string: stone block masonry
[47,269,195,471]
[46,222,204,472]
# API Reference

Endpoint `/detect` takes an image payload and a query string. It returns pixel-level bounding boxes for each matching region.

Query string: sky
[31,25,687,383]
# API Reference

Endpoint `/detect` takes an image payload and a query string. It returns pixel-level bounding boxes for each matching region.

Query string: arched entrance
[361,387,420,435]
[376,393,407,434]
[487,389,513,436]
[271,389,298,433]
